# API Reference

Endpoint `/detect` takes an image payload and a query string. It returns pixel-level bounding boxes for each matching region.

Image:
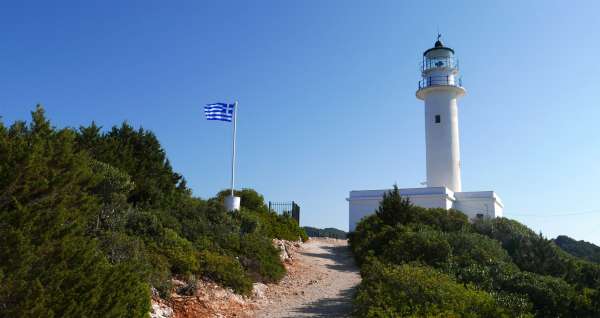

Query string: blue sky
[2,1,600,242]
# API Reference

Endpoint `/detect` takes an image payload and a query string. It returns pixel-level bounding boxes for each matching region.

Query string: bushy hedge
[219,188,309,242]
[349,185,600,317]
[199,250,252,295]
[0,107,308,315]
[355,259,517,318]
[239,232,286,282]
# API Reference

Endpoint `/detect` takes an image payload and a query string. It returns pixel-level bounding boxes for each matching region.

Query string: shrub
[375,185,414,226]
[0,107,150,317]
[447,231,513,267]
[354,259,515,317]
[216,188,267,211]
[159,228,199,275]
[373,185,469,232]
[499,269,577,317]
[349,216,395,266]
[199,250,252,295]
[381,225,451,266]
[554,235,600,264]
[1,107,316,315]
[239,233,286,283]
[125,210,164,239]
[473,217,600,289]
[349,186,600,317]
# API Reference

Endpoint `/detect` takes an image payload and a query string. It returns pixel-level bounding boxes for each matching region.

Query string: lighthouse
[347,35,504,231]
[417,35,464,192]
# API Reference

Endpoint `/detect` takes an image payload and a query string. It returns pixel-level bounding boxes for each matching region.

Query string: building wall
[348,188,502,231]
[348,187,456,231]
[348,197,381,232]
[411,195,454,210]
[425,91,462,192]
[453,191,503,219]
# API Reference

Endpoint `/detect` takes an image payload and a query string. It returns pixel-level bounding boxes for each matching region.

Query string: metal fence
[418,75,463,89]
[268,201,300,224]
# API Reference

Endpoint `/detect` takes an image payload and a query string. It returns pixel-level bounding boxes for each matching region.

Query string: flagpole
[230,101,238,197]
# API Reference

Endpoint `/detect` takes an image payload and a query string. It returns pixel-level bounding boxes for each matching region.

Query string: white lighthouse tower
[347,35,504,231]
[417,35,464,192]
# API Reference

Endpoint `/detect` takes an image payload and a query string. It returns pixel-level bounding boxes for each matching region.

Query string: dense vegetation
[0,107,307,317]
[303,226,347,239]
[554,235,600,264]
[349,186,600,318]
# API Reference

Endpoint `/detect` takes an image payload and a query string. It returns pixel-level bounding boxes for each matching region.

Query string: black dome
[423,38,454,56]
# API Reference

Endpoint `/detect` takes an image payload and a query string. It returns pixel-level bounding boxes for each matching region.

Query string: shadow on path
[300,244,358,273]
[282,287,356,318]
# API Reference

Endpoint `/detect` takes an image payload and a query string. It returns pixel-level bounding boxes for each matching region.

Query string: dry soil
[251,238,361,318]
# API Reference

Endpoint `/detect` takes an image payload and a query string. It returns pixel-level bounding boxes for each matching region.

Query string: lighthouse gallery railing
[418,76,463,90]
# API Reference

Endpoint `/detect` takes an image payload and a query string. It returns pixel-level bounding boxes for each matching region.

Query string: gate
[268,201,300,224]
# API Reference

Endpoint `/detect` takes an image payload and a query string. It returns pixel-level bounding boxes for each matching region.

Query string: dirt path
[251,238,361,318]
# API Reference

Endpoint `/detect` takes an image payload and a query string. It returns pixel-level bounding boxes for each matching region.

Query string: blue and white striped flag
[205,103,235,122]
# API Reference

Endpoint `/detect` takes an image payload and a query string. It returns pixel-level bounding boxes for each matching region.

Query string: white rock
[252,283,268,299]
[273,239,291,261]
[150,302,173,318]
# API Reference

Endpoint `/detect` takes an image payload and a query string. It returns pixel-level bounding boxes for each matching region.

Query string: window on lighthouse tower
[435,115,441,123]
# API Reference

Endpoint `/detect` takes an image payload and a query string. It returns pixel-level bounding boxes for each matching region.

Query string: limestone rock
[150,301,173,318]
[252,283,268,299]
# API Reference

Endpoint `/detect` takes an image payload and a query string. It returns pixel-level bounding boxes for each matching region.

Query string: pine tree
[0,106,150,317]
[376,185,414,226]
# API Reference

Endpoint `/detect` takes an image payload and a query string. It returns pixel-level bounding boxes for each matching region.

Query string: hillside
[553,235,600,263]
[303,226,347,239]
[0,107,307,317]
[349,186,600,317]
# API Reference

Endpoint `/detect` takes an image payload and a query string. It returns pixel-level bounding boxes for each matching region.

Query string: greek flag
[205,103,235,122]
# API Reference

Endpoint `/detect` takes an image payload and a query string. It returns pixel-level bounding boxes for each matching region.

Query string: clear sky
[2,1,600,243]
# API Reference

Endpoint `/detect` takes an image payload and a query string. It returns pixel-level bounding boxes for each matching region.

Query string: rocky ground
[150,238,360,318]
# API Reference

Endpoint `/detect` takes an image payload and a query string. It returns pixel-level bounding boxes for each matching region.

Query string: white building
[348,36,503,231]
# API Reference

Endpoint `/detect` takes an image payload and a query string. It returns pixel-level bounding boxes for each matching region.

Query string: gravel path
[252,238,361,318]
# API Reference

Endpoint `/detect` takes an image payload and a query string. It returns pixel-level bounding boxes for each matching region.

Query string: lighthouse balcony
[418,76,463,89]
[422,56,459,73]
[416,76,466,100]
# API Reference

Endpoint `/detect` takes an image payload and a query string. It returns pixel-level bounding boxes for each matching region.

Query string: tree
[375,185,414,226]
[88,160,134,233]
[0,106,150,317]
[216,188,267,211]
[77,122,189,209]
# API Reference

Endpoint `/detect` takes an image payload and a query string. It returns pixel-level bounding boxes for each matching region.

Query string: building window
[435,115,441,123]
[476,213,484,220]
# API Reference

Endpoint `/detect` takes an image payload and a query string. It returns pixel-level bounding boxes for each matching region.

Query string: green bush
[1,107,302,315]
[354,259,517,318]
[499,269,578,317]
[230,193,308,242]
[554,235,600,264]
[381,225,451,266]
[350,186,600,317]
[0,107,150,317]
[159,228,199,275]
[373,185,469,232]
[447,231,513,267]
[125,210,164,239]
[217,188,267,211]
[199,250,252,295]
[242,208,308,242]
[473,217,600,290]
[239,233,286,283]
